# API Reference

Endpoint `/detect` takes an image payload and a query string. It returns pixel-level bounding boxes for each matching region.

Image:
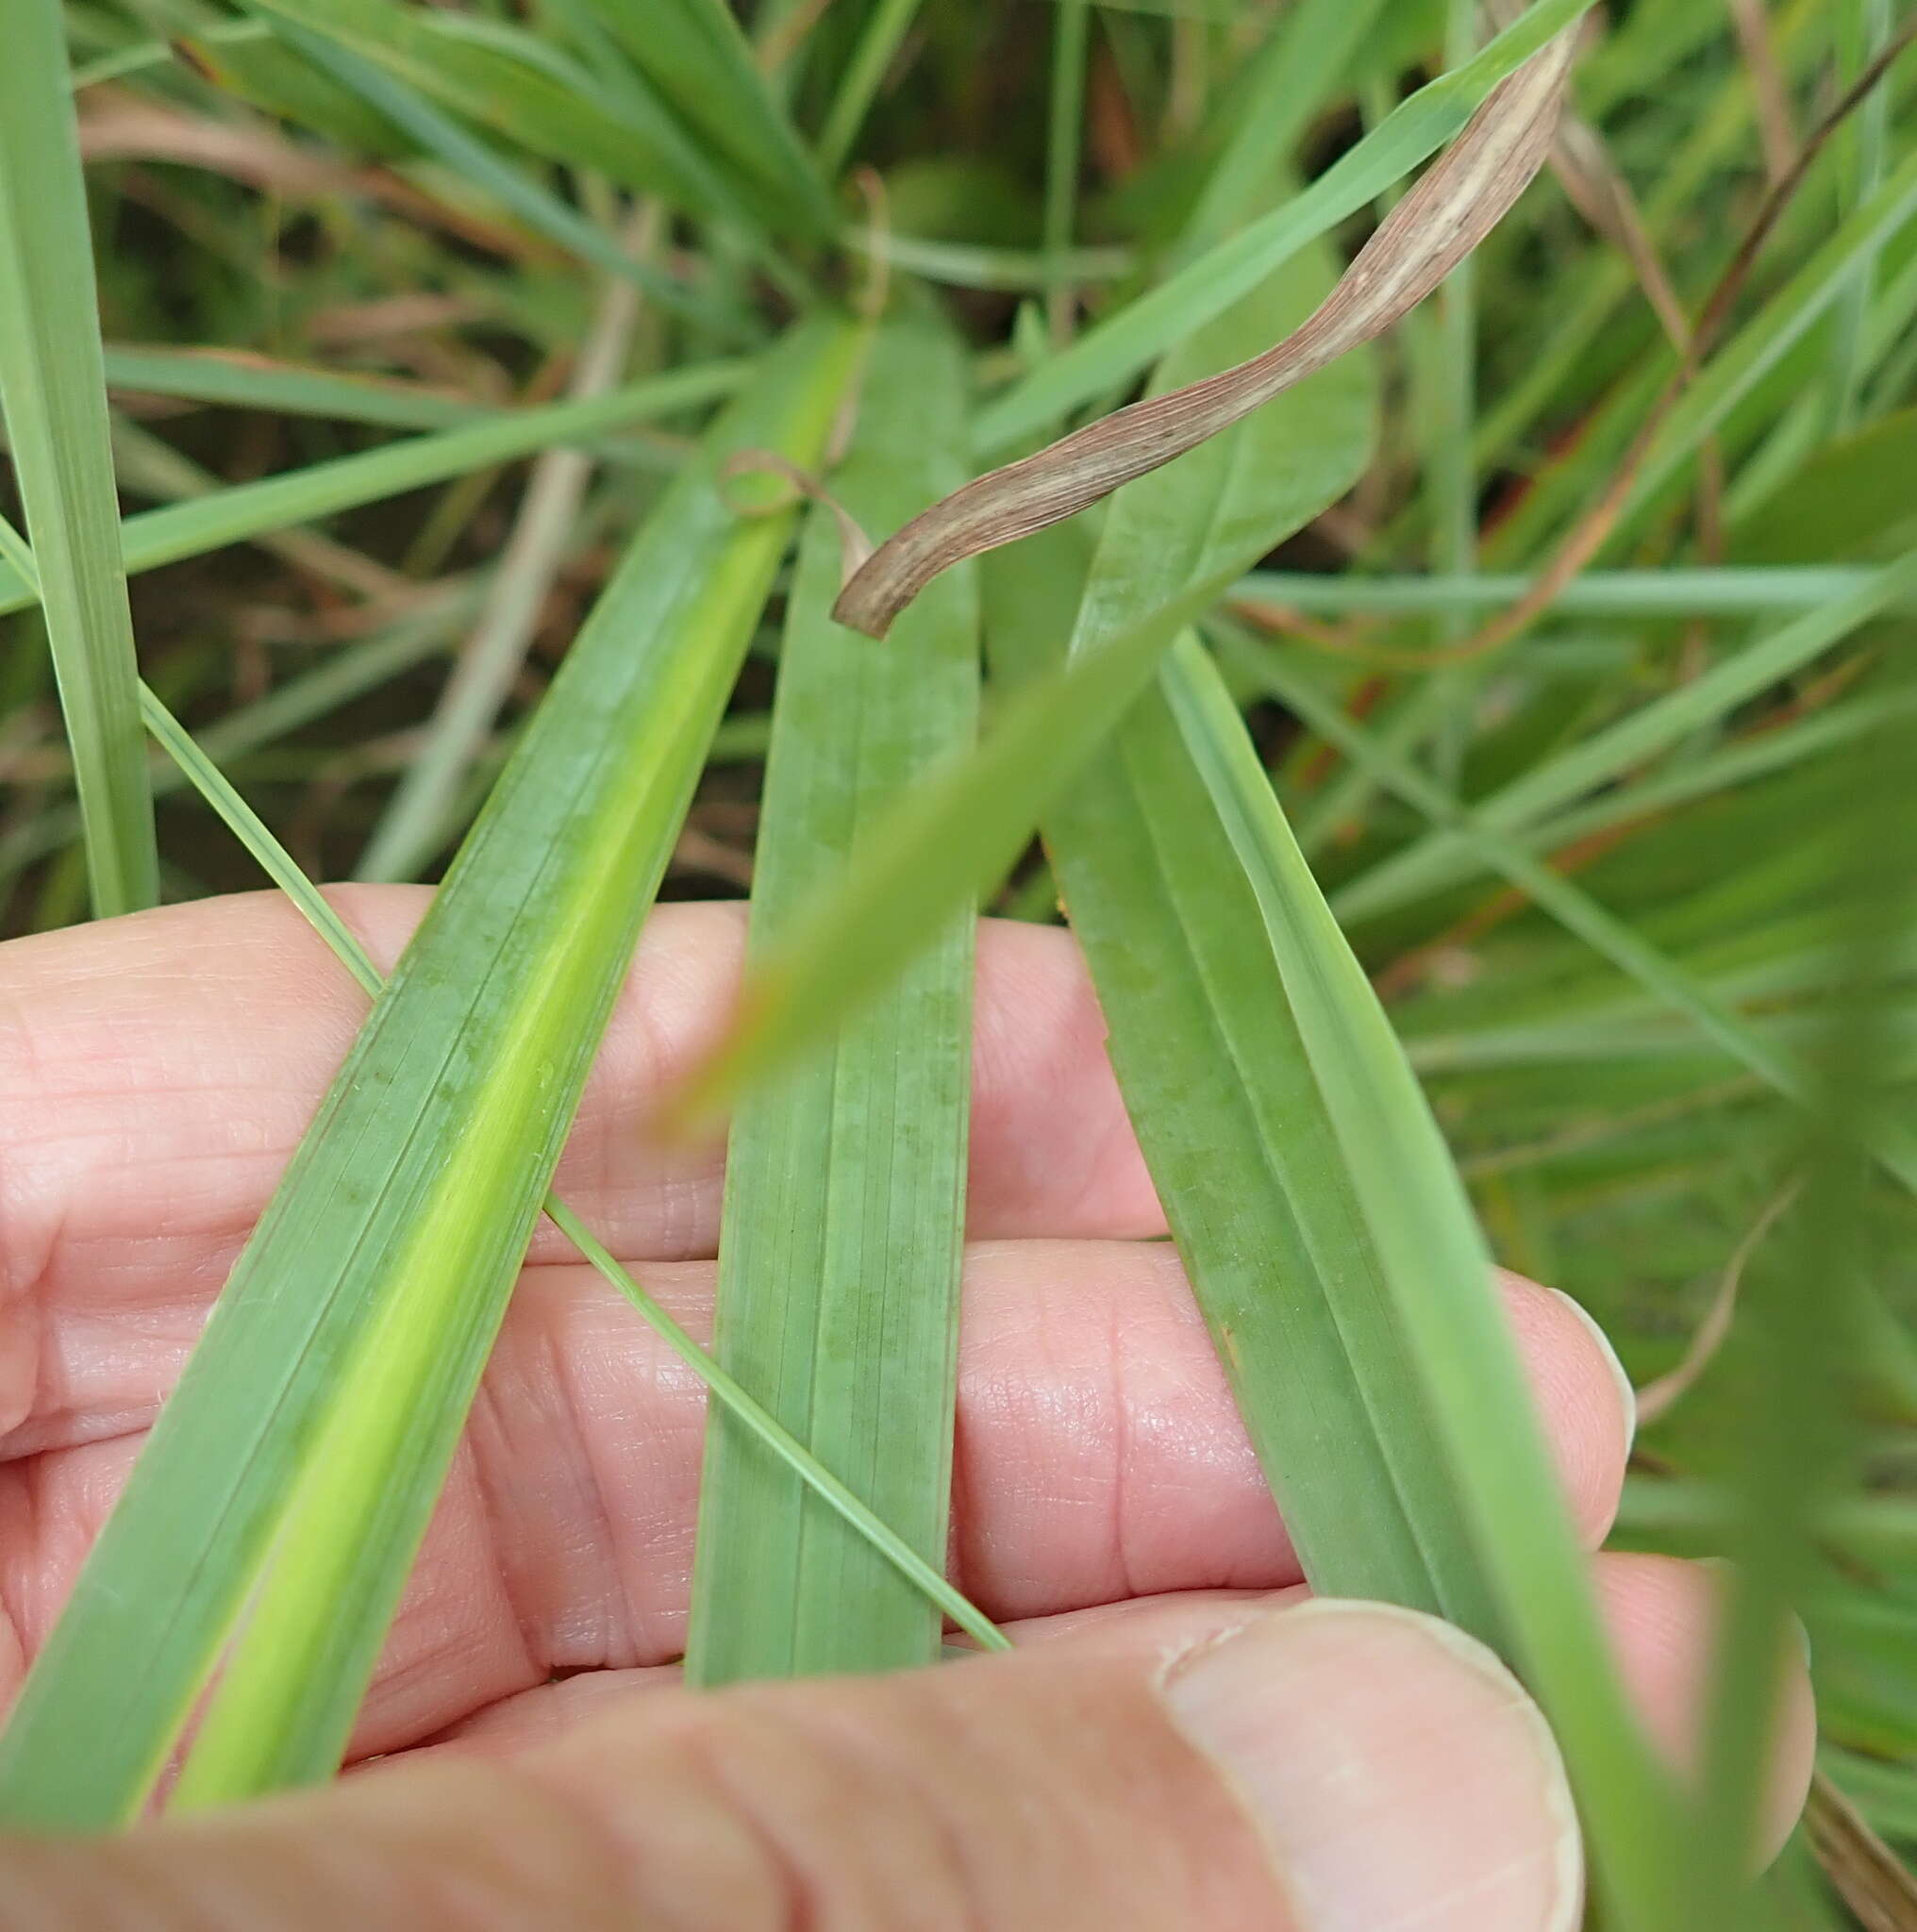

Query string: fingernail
[1549,1286,1638,1456]
[1163,1600,1582,1932]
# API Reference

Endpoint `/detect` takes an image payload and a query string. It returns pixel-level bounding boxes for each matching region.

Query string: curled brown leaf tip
[829,28,1577,641]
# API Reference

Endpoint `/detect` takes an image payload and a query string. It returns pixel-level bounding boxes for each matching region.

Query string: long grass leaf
[0,363,743,622]
[817,0,926,174]
[103,345,488,430]
[573,0,836,236]
[1332,545,1917,923]
[0,0,158,915]
[1158,639,1687,1927]
[0,320,859,1829]
[137,683,1009,1659]
[1239,565,1910,618]
[688,308,979,1685]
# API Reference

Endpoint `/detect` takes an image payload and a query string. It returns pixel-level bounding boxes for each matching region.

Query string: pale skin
[0,890,1815,1930]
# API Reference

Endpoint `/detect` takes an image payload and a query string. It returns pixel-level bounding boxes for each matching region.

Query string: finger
[1593,1552,1817,1861]
[4,1257,1631,1759]
[412,1552,1817,1869]
[0,890,1160,1401]
[0,1595,1583,1932]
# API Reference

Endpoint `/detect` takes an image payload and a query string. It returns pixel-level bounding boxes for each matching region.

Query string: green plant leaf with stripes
[688,307,978,1686]
[0,318,859,1829]
[1151,639,1687,1926]
[137,678,1007,1662]
[0,0,157,916]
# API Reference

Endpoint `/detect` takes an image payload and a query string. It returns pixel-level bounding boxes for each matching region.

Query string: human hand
[0,891,1813,1928]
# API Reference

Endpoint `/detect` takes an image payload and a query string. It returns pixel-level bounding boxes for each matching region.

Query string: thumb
[0,1599,1581,1932]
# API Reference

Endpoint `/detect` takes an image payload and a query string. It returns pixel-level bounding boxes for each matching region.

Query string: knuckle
[565,1690,984,1932]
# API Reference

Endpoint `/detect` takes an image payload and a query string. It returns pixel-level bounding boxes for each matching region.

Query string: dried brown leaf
[78,90,549,262]
[1807,1771,1917,1932]
[830,28,1578,640]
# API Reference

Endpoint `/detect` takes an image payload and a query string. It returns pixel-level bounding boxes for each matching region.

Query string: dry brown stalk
[1725,0,1802,187]
[1806,1770,1917,1932]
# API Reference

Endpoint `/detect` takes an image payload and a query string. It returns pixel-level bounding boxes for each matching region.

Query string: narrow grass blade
[687,308,978,1686]
[103,346,488,431]
[1157,638,1686,1927]
[973,0,1598,453]
[0,0,158,915]
[817,0,925,174]
[0,363,744,621]
[0,320,859,1829]
[1238,566,1907,618]
[1041,0,1090,341]
[137,682,1008,1661]
[1332,545,1917,924]
[244,0,746,225]
[1003,626,1502,1618]
[574,0,836,236]
[257,18,742,334]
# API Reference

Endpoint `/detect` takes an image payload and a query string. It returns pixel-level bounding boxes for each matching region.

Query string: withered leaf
[832,28,1578,640]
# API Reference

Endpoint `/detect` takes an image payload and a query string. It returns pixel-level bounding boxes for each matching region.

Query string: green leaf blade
[0,0,158,916]
[0,362,745,621]
[688,308,979,1685]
